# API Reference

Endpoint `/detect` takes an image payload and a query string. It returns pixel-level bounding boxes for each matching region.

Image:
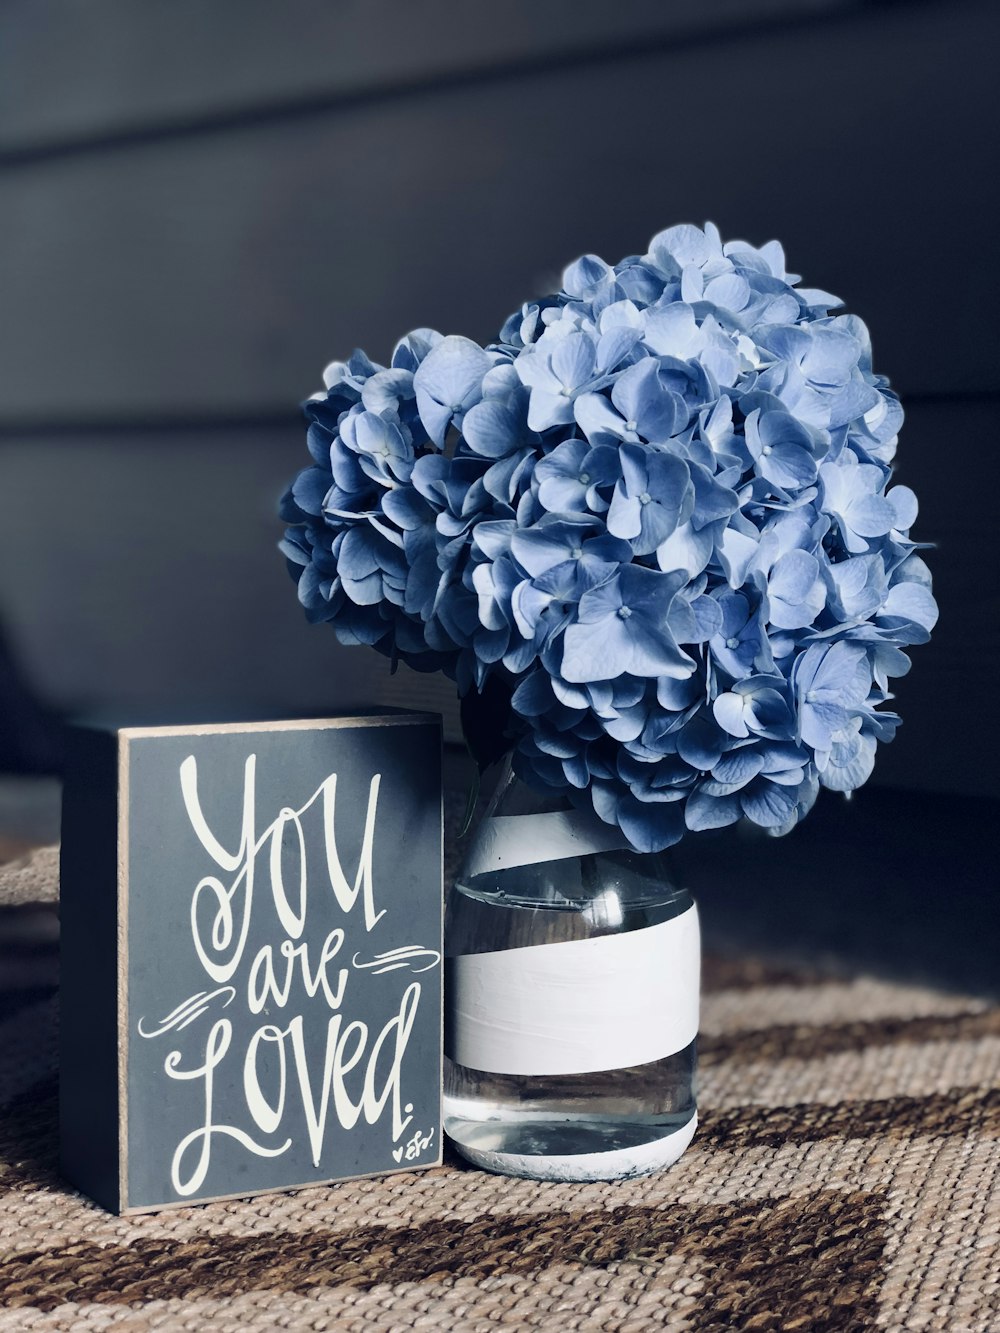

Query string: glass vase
[444,759,699,1181]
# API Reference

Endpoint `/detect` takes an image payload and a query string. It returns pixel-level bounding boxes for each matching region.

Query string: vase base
[447,1111,697,1182]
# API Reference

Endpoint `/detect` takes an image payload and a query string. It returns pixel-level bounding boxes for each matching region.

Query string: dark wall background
[1,0,997,796]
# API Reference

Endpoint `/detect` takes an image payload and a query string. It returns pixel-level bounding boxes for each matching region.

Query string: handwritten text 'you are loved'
[137,754,439,1196]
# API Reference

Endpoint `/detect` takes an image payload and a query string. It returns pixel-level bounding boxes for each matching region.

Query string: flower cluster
[281,224,936,851]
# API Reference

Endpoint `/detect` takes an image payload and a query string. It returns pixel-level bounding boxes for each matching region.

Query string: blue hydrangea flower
[533,438,620,514]
[744,406,824,490]
[282,223,936,852]
[561,565,697,684]
[514,325,605,432]
[412,335,494,447]
[607,444,694,556]
[574,358,686,446]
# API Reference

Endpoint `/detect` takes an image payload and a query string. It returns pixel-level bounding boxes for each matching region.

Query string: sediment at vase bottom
[445,1110,699,1182]
[443,1039,698,1180]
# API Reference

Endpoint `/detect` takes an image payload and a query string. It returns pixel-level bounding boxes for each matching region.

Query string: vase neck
[483,755,572,819]
[460,756,686,913]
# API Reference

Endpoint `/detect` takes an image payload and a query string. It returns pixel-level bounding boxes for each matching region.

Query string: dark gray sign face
[123,718,442,1209]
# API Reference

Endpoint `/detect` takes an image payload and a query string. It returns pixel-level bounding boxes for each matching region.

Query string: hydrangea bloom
[281,223,936,851]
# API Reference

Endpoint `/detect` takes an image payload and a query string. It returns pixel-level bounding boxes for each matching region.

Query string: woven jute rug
[0,845,997,1331]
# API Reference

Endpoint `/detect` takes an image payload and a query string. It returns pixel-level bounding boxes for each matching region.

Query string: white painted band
[462,809,630,880]
[447,905,700,1076]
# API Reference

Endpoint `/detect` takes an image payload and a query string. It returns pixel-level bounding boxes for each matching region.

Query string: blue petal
[880,582,938,631]
[688,593,725,641]
[887,485,918,531]
[657,675,701,711]
[574,392,626,445]
[413,335,491,445]
[768,551,825,630]
[684,788,742,831]
[292,467,332,516]
[463,400,526,458]
[538,473,589,513]
[617,796,686,852]
[563,253,613,299]
[819,729,876,792]
[550,332,597,391]
[596,326,642,373]
[714,691,749,738]
[381,485,430,530]
[656,522,715,579]
[711,749,764,787]
[740,781,797,827]
[361,368,414,415]
[527,389,576,433]
[676,714,725,770]
[511,522,592,577]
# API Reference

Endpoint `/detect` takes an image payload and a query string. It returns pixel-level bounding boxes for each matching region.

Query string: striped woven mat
[1,846,997,1331]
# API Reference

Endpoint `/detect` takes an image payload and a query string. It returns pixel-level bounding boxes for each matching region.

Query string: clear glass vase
[444,759,699,1181]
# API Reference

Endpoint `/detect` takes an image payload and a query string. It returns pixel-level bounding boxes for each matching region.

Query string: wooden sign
[59,713,443,1214]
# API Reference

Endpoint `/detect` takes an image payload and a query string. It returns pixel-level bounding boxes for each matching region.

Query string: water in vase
[443,841,699,1182]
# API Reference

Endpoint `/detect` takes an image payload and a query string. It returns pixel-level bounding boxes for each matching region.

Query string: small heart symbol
[392,1146,404,1163]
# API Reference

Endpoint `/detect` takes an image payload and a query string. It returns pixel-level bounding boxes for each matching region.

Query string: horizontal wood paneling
[870,397,997,799]
[0,0,851,156]
[0,427,376,717]
[0,0,997,424]
[0,398,993,797]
